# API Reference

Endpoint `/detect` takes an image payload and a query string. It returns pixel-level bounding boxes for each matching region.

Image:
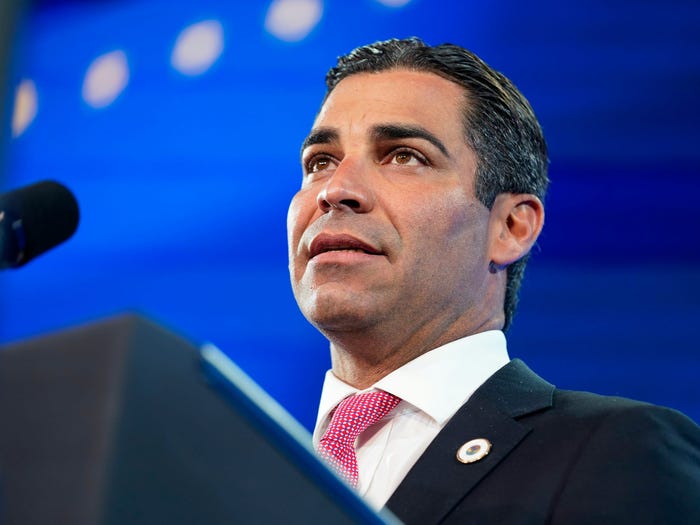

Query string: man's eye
[307,156,333,173]
[389,150,425,166]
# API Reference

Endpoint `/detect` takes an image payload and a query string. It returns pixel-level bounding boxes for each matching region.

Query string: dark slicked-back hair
[324,37,549,331]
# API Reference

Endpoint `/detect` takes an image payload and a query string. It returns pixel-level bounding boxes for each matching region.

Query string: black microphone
[0,180,80,269]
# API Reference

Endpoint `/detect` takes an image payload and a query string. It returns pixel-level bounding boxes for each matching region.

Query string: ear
[487,193,544,270]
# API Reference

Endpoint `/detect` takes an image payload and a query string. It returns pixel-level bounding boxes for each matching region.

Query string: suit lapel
[386,359,554,524]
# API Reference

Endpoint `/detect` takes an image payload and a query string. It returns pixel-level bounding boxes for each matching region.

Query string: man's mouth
[309,233,383,259]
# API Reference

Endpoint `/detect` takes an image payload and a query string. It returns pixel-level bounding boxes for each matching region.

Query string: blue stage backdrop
[2,0,699,429]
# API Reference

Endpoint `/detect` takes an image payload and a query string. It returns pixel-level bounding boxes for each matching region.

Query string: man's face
[287,69,497,345]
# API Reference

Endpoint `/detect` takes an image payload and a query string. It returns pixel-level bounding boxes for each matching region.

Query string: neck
[326,314,502,389]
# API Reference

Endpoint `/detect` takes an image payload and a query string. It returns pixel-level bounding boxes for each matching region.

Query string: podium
[0,315,398,524]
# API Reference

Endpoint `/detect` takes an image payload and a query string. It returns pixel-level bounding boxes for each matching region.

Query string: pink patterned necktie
[317,390,401,487]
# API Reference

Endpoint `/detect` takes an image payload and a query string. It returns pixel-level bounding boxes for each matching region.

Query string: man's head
[287,38,546,382]
[323,38,549,330]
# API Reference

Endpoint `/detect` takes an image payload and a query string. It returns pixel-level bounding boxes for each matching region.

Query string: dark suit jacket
[386,359,700,524]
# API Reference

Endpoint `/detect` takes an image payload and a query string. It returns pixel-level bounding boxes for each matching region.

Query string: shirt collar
[313,330,510,441]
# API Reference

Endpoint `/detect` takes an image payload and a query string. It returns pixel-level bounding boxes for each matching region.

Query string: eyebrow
[300,123,451,159]
[300,127,339,157]
[371,124,451,159]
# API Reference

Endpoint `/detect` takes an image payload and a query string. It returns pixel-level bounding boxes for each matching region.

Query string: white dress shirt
[313,330,510,510]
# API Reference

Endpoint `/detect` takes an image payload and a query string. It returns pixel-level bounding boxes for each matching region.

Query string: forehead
[313,69,467,139]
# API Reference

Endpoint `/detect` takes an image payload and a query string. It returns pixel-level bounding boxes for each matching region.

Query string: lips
[309,233,383,259]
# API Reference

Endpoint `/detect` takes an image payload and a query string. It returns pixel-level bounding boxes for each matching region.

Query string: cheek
[409,188,482,243]
[448,201,487,246]
[287,190,311,244]
[287,196,305,272]
[403,190,489,278]
[439,186,489,248]
[286,195,301,247]
[287,188,319,275]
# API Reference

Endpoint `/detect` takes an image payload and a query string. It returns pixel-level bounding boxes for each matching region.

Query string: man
[287,37,700,524]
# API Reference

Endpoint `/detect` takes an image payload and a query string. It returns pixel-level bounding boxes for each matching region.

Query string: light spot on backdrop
[171,19,225,76]
[12,79,38,138]
[374,0,412,6]
[82,50,130,109]
[265,0,323,42]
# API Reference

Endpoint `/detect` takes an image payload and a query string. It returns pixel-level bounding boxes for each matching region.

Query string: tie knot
[328,390,401,445]
[317,390,401,486]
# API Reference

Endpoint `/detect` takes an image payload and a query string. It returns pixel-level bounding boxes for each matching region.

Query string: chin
[300,294,379,334]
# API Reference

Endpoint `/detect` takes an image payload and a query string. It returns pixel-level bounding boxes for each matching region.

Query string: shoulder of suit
[541,387,700,439]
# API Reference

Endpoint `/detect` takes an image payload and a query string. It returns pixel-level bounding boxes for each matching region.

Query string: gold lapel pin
[456,438,492,464]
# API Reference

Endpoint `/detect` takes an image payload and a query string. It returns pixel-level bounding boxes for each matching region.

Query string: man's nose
[316,158,375,213]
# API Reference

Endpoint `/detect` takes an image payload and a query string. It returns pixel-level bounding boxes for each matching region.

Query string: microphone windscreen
[0,180,80,268]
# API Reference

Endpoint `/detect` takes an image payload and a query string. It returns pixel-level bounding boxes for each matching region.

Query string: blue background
[2,0,699,430]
